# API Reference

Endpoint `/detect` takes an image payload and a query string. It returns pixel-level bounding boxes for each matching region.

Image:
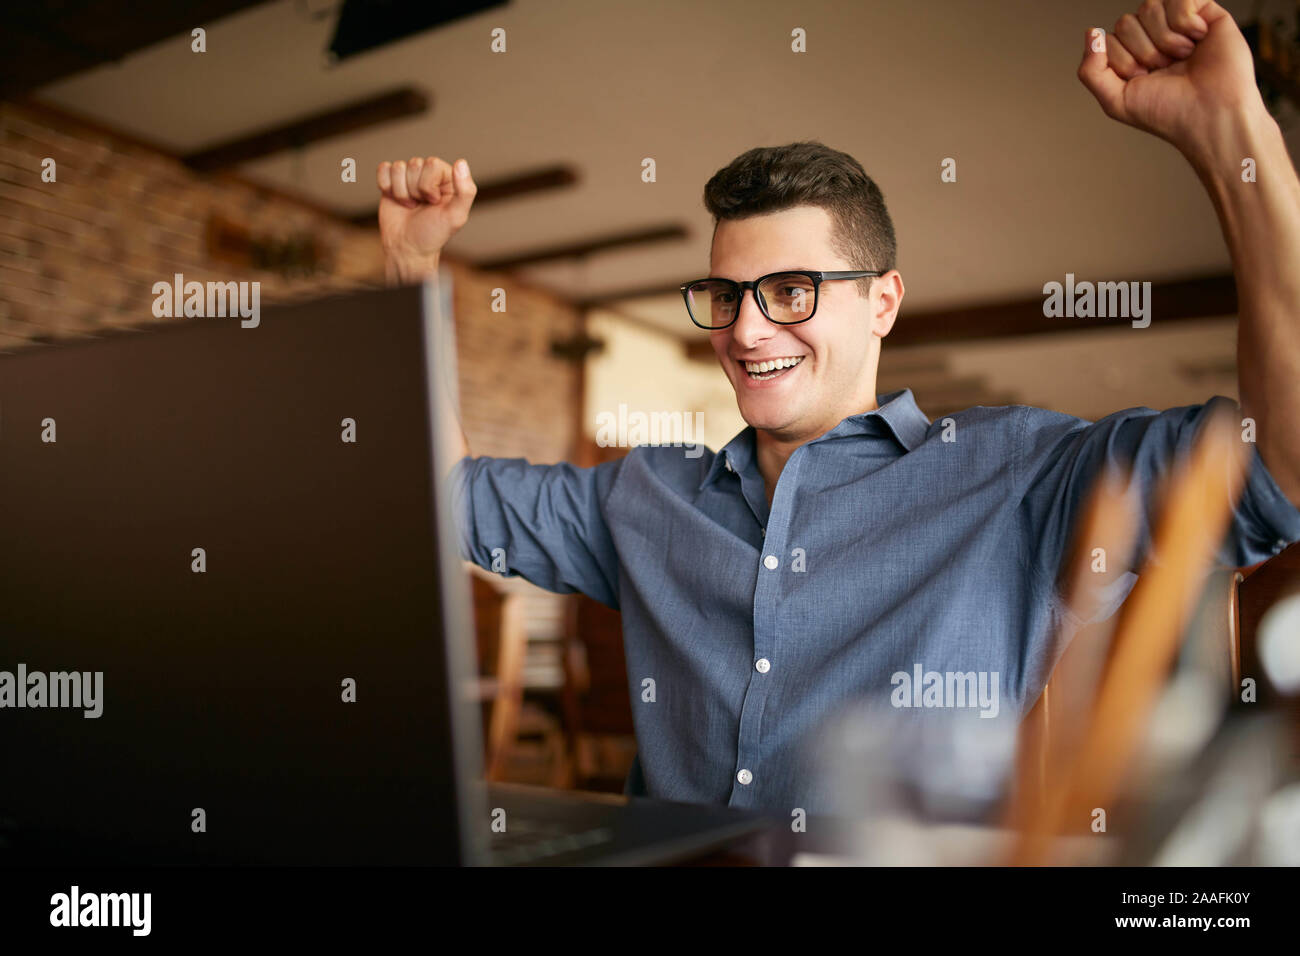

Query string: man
[375,1,1300,816]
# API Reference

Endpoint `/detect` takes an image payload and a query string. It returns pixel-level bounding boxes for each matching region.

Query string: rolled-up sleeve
[447,455,623,608]
[1019,396,1300,590]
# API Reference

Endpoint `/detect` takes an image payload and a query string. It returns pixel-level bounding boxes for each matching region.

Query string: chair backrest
[1236,541,1300,768]
[563,593,635,736]
[468,567,529,780]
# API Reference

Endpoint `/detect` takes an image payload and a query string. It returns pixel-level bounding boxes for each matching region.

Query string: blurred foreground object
[1259,593,1300,693]
[1008,409,1250,864]
[814,706,1023,865]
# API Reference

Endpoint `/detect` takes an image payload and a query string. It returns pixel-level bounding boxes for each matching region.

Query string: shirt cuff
[1244,444,1300,555]
[446,454,475,563]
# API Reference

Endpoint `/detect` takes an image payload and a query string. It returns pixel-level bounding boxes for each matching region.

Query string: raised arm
[377,154,478,460]
[1076,0,1300,505]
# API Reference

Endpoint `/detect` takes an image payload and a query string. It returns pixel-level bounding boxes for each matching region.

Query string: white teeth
[743,356,804,375]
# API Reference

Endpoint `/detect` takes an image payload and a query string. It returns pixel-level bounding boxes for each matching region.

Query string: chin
[737,397,795,433]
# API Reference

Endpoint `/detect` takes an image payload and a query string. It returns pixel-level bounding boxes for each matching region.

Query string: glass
[680,270,882,330]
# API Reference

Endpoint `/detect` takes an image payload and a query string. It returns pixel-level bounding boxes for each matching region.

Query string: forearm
[383,250,470,460]
[441,378,471,462]
[385,252,441,287]
[1186,105,1300,503]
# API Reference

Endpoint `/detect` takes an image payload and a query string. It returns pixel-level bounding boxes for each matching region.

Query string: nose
[730,285,775,351]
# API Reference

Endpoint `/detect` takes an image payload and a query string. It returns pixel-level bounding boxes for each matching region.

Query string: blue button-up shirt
[450,389,1300,815]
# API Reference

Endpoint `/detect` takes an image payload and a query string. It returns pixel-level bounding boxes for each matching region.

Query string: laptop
[0,282,771,866]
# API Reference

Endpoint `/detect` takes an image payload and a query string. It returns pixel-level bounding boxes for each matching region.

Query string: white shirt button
[737,769,753,785]
[763,555,778,570]
[755,658,771,674]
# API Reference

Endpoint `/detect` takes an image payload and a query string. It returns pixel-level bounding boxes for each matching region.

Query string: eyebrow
[710,267,816,279]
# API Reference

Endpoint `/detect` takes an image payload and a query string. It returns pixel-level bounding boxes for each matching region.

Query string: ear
[869,270,904,339]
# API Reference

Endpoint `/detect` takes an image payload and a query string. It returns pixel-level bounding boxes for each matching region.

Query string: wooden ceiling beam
[182,87,431,172]
[476,224,688,272]
[885,272,1235,347]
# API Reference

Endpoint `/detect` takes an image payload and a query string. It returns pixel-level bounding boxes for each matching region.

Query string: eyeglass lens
[686,273,816,328]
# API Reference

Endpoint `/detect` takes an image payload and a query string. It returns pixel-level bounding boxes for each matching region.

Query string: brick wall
[0,98,582,641]
[0,101,386,344]
[450,262,583,465]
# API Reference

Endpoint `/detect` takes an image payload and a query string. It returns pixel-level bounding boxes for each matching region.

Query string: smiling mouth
[741,355,805,381]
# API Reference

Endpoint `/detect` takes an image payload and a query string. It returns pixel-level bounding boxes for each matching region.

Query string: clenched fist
[1077,0,1261,155]
[377,155,477,284]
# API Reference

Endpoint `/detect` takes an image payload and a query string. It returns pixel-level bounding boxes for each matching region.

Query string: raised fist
[377,155,477,282]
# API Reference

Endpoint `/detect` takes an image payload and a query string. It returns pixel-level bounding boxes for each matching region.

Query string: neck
[755,394,879,505]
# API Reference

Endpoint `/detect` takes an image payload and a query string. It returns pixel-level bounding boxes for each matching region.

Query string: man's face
[708,205,890,443]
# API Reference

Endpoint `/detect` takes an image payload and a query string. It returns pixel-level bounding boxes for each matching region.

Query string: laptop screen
[0,283,480,864]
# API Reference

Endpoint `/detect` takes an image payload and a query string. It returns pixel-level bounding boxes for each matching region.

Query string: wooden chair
[469,566,571,784]
[558,593,637,792]
[469,568,528,782]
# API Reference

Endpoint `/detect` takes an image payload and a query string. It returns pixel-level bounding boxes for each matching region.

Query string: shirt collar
[698,388,930,491]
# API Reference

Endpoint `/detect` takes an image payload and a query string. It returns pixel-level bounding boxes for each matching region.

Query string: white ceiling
[34,0,1298,338]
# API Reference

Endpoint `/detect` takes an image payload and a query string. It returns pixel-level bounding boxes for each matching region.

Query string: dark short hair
[702,141,896,297]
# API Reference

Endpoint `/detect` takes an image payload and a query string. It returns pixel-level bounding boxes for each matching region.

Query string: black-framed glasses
[680,270,882,330]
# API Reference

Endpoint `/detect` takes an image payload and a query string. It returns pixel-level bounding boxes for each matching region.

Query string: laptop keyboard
[488,817,615,866]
